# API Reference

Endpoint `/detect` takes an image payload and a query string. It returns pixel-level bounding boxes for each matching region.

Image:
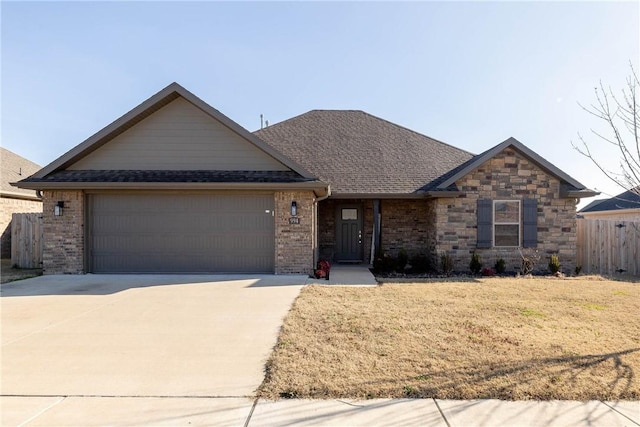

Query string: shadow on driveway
[0,273,308,297]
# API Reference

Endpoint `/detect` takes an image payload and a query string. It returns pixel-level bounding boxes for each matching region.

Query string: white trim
[493,200,521,248]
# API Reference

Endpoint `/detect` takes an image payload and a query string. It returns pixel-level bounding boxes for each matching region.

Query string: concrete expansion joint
[600,400,640,426]
[16,395,66,426]
[244,397,259,427]
[433,398,452,427]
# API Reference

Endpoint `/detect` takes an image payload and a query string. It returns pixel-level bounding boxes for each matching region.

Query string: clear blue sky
[2,1,638,207]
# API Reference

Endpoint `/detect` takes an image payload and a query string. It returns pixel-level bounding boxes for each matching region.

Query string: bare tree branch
[574,63,640,194]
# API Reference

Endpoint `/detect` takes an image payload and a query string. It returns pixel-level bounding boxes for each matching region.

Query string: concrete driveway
[1,274,305,399]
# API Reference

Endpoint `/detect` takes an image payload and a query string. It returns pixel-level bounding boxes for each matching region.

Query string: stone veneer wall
[435,147,578,274]
[275,190,316,274]
[42,190,85,274]
[0,196,42,258]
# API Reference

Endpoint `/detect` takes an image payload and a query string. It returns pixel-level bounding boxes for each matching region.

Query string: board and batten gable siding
[68,97,290,171]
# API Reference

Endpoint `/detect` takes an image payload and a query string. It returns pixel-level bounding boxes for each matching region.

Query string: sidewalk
[3,396,638,426]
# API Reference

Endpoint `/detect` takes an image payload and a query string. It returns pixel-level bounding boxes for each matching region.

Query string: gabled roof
[579,187,640,213]
[428,137,598,198]
[29,82,316,181]
[1,147,41,200]
[254,110,474,196]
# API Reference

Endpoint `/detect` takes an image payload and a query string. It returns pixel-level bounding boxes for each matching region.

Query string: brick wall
[435,147,578,274]
[380,199,436,260]
[274,190,316,275]
[42,190,85,274]
[0,196,42,258]
[318,199,436,264]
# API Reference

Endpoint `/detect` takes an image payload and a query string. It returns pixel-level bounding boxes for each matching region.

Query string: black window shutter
[477,199,492,248]
[522,198,538,248]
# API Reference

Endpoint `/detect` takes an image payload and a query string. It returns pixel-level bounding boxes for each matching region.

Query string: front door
[335,205,363,262]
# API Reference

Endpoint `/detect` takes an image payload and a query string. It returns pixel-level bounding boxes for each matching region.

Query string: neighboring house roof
[16,83,328,196]
[254,110,474,196]
[579,187,640,213]
[1,147,41,200]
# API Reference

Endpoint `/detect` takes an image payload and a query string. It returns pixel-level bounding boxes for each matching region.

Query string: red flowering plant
[481,268,495,277]
[315,260,331,280]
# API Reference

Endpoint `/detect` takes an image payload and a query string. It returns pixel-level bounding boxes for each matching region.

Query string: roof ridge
[257,110,474,157]
[254,109,366,131]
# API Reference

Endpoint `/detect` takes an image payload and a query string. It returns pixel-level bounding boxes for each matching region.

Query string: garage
[88,193,275,273]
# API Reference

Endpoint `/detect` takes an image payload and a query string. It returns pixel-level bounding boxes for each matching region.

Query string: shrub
[396,249,409,273]
[519,249,540,275]
[409,253,432,273]
[469,250,482,275]
[373,253,397,274]
[494,258,507,275]
[575,265,582,276]
[440,252,454,275]
[548,254,561,274]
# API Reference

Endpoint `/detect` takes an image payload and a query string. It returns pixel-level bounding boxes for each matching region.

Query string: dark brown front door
[335,205,363,262]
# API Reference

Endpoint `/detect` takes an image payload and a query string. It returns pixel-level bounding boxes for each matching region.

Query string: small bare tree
[573,63,640,197]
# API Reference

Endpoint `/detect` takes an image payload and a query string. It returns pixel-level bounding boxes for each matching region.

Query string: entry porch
[317,198,437,265]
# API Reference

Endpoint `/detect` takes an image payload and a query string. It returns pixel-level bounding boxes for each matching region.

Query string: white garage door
[89,193,275,273]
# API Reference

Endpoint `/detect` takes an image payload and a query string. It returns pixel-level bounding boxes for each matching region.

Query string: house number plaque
[289,217,300,224]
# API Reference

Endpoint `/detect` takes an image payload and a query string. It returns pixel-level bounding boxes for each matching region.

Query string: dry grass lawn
[259,277,640,401]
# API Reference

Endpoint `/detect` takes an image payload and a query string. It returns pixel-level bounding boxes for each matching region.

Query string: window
[341,208,358,220]
[477,199,537,249]
[493,200,520,247]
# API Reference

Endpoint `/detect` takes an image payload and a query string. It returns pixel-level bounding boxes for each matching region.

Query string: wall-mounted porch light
[54,201,64,216]
[290,201,298,216]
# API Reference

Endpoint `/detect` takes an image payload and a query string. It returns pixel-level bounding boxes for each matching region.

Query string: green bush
[469,250,482,275]
[549,254,561,274]
[396,249,409,272]
[494,258,507,275]
[409,253,432,273]
[373,253,397,274]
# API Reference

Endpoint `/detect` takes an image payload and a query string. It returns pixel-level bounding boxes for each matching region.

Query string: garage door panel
[90,194,275,273]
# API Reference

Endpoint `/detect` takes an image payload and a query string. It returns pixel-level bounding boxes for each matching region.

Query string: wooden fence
[11,213,43,269]
[576,219,640,276]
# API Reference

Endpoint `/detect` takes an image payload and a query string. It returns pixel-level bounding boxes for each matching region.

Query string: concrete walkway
[306,263,378,286]
[3,396,638,426]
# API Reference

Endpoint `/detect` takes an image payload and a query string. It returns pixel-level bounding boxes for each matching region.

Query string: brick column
[42,190,85,274]
[274,191,315,275]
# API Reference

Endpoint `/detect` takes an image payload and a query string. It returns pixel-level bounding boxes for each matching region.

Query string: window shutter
[522,198,538,248]
[477,199,492,248]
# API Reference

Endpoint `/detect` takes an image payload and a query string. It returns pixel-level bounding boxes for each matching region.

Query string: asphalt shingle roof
[254,110,474,195]
[20,170,311,184]
[579,187,640,212]
[1,147,41,197]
